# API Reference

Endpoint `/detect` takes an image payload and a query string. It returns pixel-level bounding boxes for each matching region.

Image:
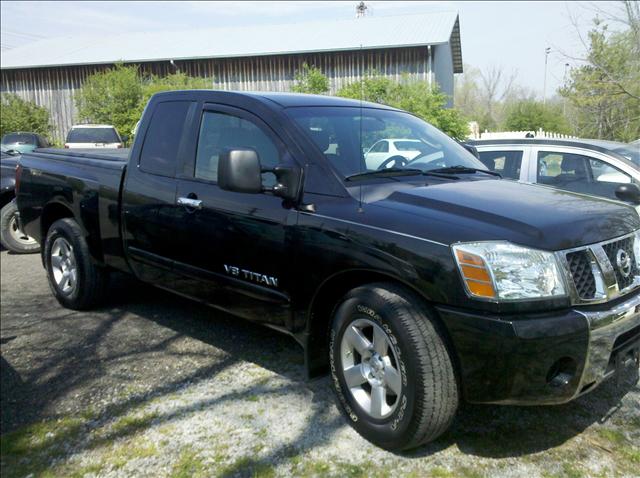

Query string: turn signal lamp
[454,249,496,299]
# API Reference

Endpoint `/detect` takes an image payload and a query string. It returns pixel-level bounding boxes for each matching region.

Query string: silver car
[472,138,640,211]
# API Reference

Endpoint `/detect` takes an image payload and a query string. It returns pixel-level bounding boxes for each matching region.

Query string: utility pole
[543,47,551,107]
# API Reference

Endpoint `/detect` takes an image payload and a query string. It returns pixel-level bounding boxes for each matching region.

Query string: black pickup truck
[16,91,640,450]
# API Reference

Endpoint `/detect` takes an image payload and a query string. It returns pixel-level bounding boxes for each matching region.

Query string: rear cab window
[139,102,194,177]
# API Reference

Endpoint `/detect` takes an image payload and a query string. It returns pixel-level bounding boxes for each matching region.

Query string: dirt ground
[1,250,638,478]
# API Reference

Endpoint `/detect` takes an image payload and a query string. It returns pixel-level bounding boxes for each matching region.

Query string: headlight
[452,241,566,301]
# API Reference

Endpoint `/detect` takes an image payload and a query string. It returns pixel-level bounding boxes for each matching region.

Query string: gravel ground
[1,250,639,478]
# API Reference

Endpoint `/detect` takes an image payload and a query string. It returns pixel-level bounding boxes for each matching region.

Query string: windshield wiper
[426,165,502,178]
[345,168,424,181]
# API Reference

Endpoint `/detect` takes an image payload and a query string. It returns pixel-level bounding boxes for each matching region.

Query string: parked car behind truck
[471,138,640,211]
[16,91,640,451]
[65,124,124,149]
[1,132,50,154]
[0,150,39,253]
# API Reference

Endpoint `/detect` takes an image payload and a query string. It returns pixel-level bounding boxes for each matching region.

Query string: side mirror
[218,148,263,194]
[218,148,303,201]
[615,183,640,205]
[121,135,129,143]
[270,164,303,201]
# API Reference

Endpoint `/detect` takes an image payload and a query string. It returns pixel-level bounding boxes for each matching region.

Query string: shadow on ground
[1,267,638,476]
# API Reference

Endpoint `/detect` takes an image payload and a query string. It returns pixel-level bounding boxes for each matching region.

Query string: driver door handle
[177,197,203,209]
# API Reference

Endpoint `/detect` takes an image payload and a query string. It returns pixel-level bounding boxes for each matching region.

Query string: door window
[478,150,523,180]
[536,150,633,200]
[139,101,193,177]
[195,111,280,182]
[589,159,631,184]
[370,141,389,153]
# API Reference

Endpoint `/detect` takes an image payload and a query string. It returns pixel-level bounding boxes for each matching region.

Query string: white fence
[467,127,577,141]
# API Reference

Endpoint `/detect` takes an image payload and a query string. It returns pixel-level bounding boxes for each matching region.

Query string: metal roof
[0,11,462,72]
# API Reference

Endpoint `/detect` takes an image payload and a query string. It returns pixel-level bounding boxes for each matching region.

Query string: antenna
[358,43,364,213]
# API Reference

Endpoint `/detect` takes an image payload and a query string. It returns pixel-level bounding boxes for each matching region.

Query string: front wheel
[329,283,459,451]
[0,200,40,254]
[43,218,108,310]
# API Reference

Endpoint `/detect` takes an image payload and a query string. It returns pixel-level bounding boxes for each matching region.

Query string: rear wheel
[44,218,108,310]
[0,200,40,254]
[329,282,459,451]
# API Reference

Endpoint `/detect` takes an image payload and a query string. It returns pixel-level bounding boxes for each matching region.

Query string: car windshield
[67,128,120,143]
[287,106,485,179]
[613,145,640,167]
[1,133,35,145]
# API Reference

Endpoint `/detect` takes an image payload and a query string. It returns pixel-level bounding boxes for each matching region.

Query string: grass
[427,466,485,478]
[108,411,159,437]
[592,427,640,474]
[170,447,208,478]
[221,456,276,478]
[0,417,85,478]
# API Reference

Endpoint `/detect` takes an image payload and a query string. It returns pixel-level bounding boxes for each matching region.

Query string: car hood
[370,178,640,250]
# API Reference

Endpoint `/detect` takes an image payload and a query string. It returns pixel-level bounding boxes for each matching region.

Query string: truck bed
[18,148,129,271]
[36,147,130,162]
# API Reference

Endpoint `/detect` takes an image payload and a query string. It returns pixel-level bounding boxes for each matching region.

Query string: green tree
[75,63,143,140]
[504,100,570,133]
[337,74,469,139]
[291,63,330,94]
[0,93,52,139]
[76,65,211,139]
[559,2,640,141]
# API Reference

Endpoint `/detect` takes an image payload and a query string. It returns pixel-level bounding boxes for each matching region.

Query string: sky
[0,1,627,98]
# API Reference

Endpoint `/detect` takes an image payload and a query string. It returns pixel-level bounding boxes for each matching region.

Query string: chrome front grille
[558,231,640,305]
[566,250,597,300]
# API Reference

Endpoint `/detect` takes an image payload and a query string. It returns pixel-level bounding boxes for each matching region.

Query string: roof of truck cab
[151,90,399,110]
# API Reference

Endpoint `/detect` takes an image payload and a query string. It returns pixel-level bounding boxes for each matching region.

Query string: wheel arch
[303,268,458,379]
[41,200,76,241]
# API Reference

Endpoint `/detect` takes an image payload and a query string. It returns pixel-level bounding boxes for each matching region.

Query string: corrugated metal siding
[1,46,432,142]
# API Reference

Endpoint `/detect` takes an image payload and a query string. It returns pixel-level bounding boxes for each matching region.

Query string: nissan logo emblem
[616,249,632,278]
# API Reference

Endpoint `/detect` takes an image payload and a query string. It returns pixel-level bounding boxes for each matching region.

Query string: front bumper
[437,290,640,405]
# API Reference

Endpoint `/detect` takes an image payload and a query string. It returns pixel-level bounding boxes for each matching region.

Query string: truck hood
[371,179,640,251]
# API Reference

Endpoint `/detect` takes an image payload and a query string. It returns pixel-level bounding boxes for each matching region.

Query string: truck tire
[0,200,40,254]
[329,282,459,451]
[43,218,108,310]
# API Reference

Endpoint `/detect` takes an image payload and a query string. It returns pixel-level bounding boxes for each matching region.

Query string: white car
[365,139,427,169]
[472,138,640,212]
[65,125,124,149]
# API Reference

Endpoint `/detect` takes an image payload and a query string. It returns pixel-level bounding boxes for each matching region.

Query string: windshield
[287,107,485,178]
[1,133,35,145]
[613,145,640,167]
[66,128,120,143]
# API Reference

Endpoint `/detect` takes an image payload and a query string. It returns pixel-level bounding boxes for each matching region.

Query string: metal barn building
[1,11,463,141]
